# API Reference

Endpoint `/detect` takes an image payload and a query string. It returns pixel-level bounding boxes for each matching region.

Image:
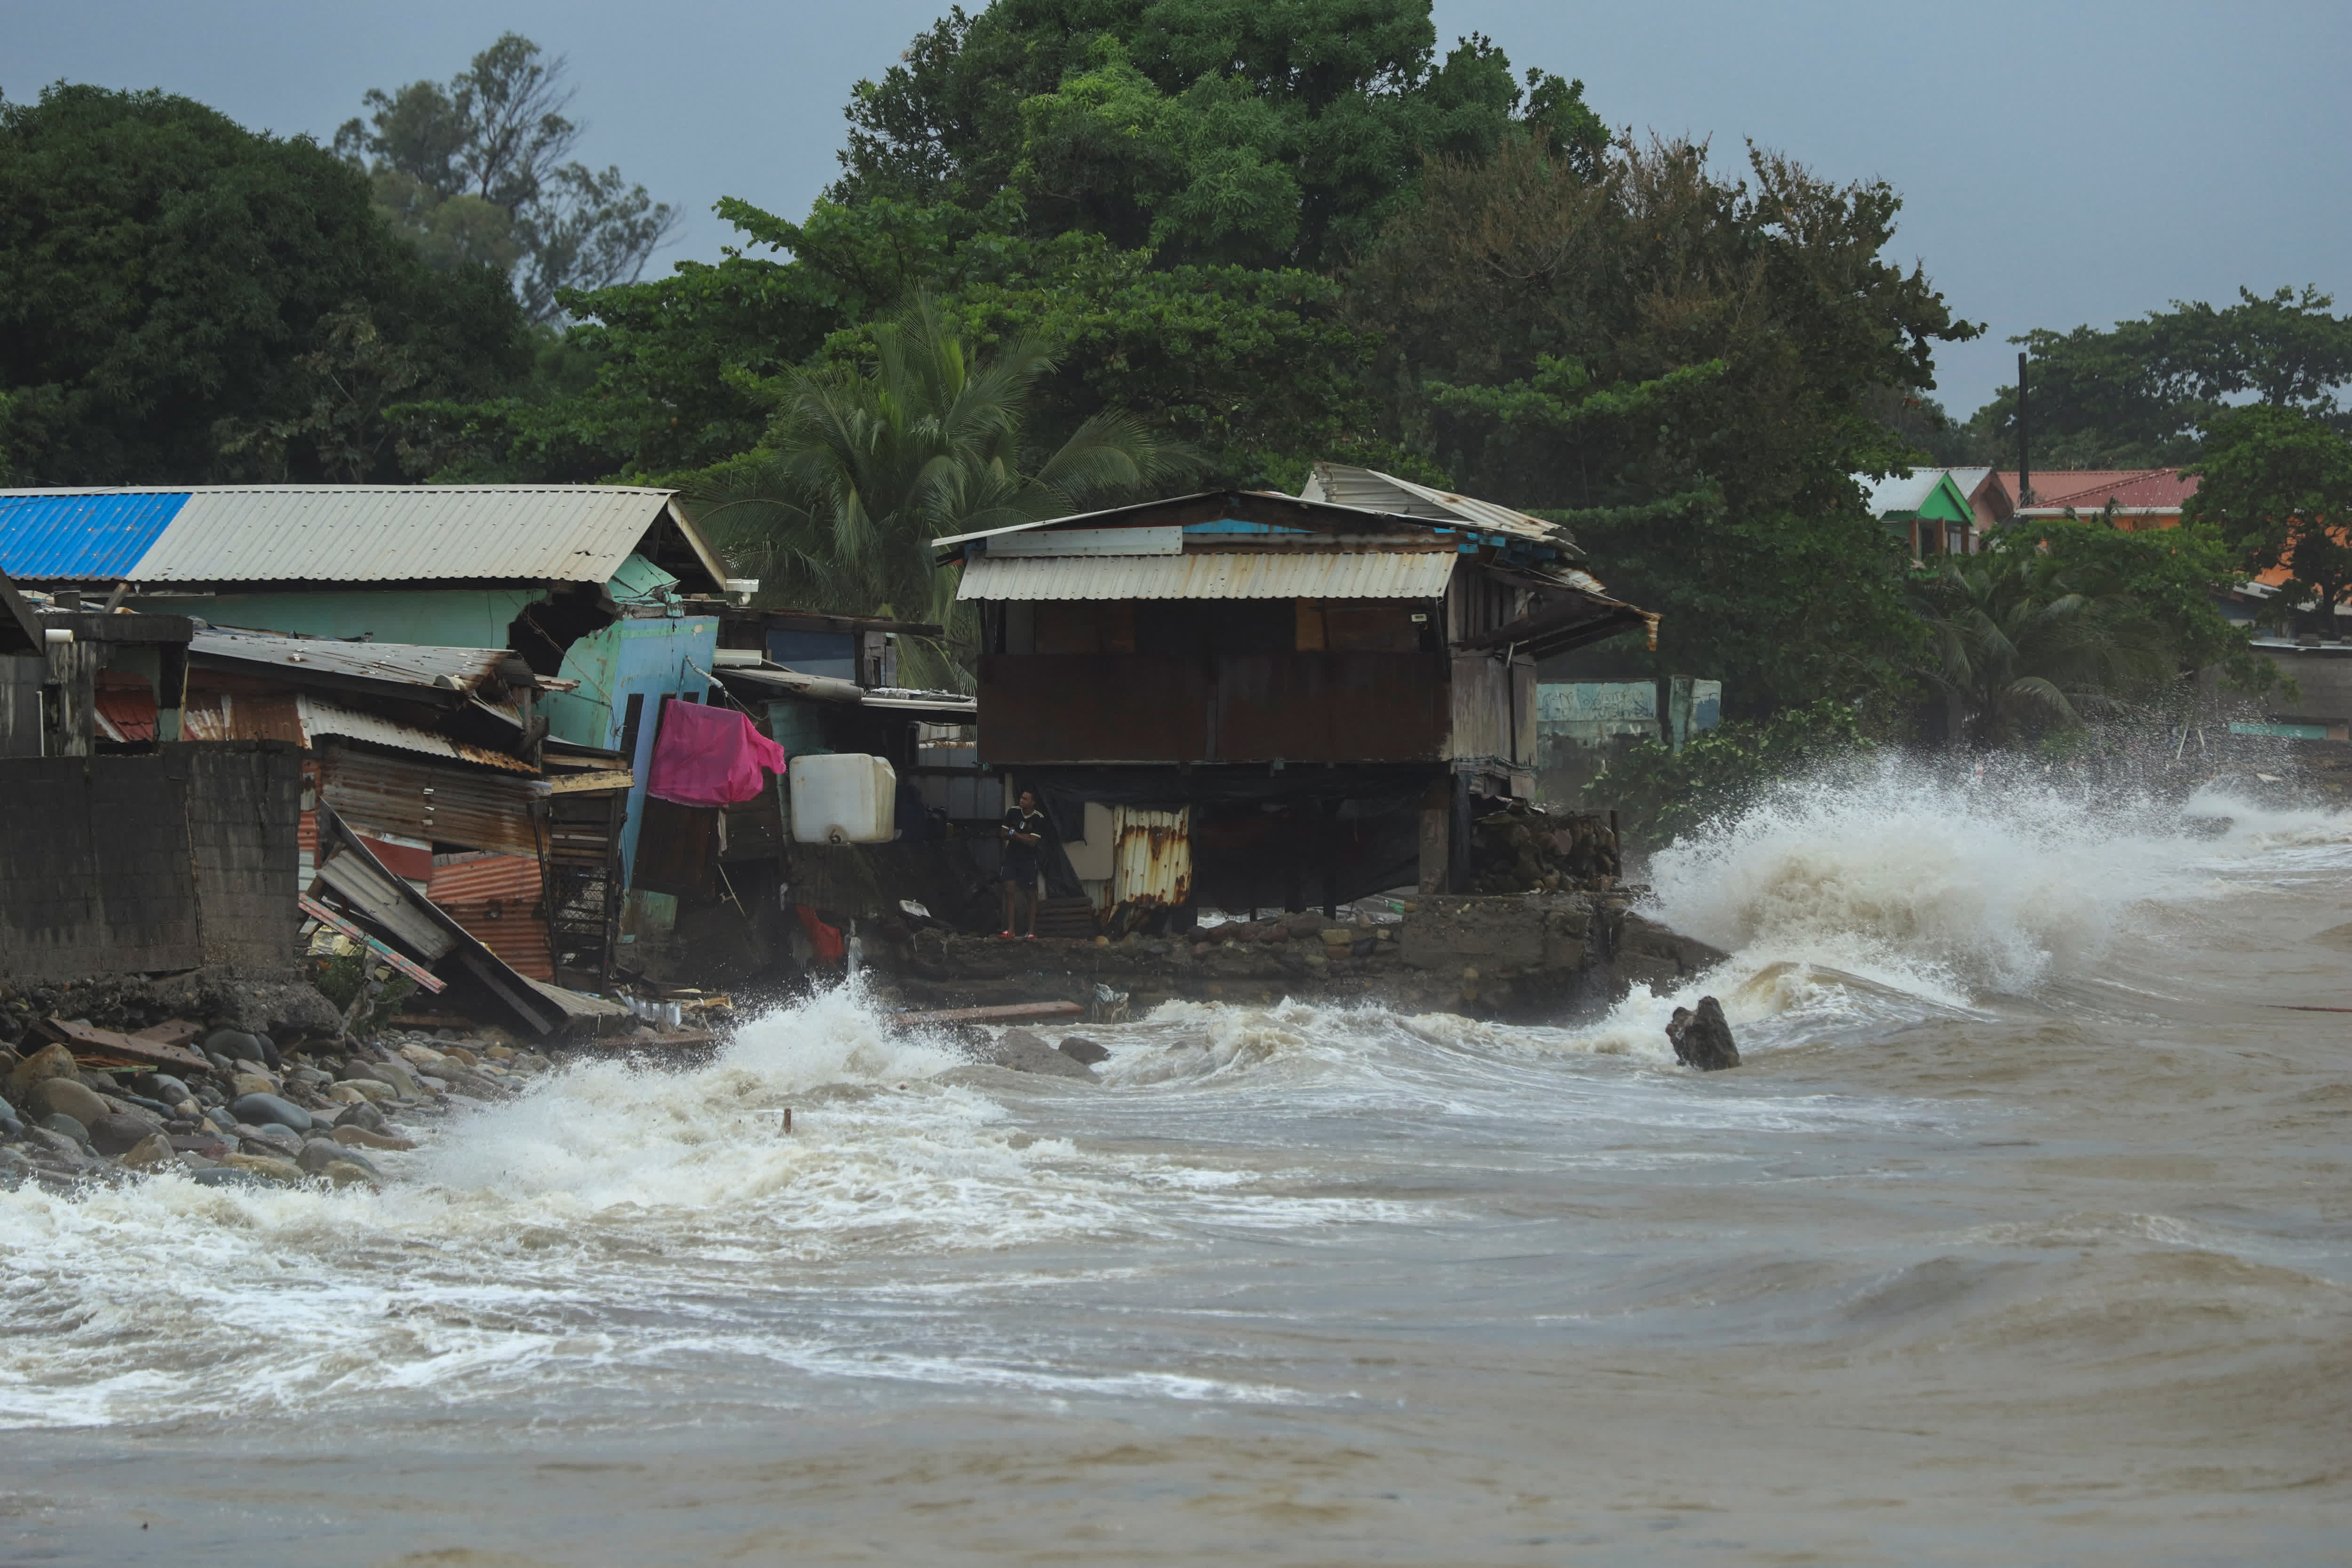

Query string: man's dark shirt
[1001,806,1049,880]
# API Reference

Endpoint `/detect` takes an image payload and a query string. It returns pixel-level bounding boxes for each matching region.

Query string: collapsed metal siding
[317,745,549,857]
[956,549,1457,601]
[1299,463,1561,544]
[191,629,526,693]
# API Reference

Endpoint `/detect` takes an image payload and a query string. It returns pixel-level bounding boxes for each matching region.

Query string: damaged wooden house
[934,463,1656,925]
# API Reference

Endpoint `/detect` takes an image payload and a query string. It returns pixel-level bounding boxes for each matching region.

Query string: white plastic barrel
[789,753,898,844]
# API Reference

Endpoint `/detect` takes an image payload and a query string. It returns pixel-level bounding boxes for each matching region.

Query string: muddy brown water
[3,762,2346,1565]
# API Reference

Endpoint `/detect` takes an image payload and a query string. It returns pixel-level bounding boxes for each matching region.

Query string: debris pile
[1465,804,1621,894]
[0,1011,549,1195]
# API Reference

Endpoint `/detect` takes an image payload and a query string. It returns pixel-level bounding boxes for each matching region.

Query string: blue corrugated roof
[0,492,190,579]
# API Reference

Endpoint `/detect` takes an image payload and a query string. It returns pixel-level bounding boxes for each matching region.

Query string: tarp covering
[645,698,787,808]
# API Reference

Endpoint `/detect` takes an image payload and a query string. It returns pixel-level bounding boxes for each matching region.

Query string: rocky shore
[0,1020,548,1196]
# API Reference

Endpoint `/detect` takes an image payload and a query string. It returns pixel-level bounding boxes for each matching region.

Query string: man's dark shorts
[1001,859,1039,891]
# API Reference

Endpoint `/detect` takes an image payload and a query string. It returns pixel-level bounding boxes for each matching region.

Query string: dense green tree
[0,83,525,485]
[834,0,1604,271]
[336,34,679,322]
[1967,287,2352,469]
[1348,135,1978,713]
[2185,405,2352,632]
[689,296,1196,685]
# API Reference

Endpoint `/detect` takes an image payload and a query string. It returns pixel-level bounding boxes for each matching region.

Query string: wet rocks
[1056,1035,1111,1066]
[981,1028,1099,1081]
[216,1153,302,1186]
[331,1125,416,1152]
[86,1111,159,1157]
[39,1113,90,1147]
[27,1075,109,1129]
[1667,996,1741,1072]
[229,1092,312,1133]
[120,1132,177,1170]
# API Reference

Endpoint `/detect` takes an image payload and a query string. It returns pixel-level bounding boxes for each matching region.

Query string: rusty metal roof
[0,485,723,589]
[301,698,544,773]
[956,549,1458,601]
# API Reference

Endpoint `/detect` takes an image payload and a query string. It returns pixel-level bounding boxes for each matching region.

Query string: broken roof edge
[930,488,1567,561]
[1301,462,1577,553]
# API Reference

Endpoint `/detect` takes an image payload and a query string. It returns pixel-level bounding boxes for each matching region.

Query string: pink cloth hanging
[644,698,787,808]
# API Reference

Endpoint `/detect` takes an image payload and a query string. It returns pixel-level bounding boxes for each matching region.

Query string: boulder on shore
[981,1028,1099,1081]
[1666,996,1741,1072]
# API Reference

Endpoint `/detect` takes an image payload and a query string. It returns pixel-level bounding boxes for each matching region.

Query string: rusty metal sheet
[1108,806,1190,910]
[317,745,547,856]
[36,1015,210,1071]
[425,854,552,981]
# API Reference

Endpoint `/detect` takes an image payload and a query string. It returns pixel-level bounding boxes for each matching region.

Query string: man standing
[999,789,1049,939]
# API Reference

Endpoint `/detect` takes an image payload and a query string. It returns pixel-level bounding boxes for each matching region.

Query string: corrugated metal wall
[427,853,553,979]
[317,745,548,857]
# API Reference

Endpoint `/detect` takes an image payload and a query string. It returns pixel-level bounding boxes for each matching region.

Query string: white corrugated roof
[129,486,699,585]
[1860,470,1949,517]
[1299,463,1563,545]
[956,550,1458,601]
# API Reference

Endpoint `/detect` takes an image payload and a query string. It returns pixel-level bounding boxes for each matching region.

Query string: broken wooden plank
[129,1019,202,1050]
[35,1016,210,1072]
[883,1001,1084,1031]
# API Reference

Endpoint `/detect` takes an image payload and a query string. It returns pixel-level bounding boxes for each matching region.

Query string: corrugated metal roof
[427,853,553,980]
[0,485,707,586]
[0,492,188,579]
[193,628,517,692]
[143,487,677,584]
[319,746,548,857]
[957,550,1457,601]
[300,697,544,773]
[1299,463,1565,546]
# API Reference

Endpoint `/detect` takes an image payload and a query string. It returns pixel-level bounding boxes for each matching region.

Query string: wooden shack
[936,465,1655,915]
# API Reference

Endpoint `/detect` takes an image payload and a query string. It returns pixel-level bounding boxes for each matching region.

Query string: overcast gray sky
[7,0,2347,420]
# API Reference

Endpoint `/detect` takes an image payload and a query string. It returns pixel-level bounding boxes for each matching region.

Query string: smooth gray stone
[1056,1035,1111,1066]
[39,1113,90,1146]
[229,1092,313,1133]
[240,1125,303,1155]
[148,1075,193,1105]
[331,1098,389,1133]
[28,1124,85,1156]
[87,1112,157,1157]
[983,1028,1099,1081]
[204,1030,265,1064]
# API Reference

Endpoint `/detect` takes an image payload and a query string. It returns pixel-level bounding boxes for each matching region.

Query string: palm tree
[690,296,1196,689]
[1915,550,2176,748]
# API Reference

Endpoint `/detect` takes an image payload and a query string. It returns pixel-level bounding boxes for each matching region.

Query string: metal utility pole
[2016,350,2033,508]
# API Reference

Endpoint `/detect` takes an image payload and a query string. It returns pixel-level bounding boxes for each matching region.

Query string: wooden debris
[35,1016,210,1072]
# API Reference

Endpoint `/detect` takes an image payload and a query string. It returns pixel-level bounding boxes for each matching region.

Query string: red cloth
[644,698,787,807]
[795,905,846,963]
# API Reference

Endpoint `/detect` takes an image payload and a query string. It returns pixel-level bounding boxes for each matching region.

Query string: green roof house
[1861,469,1979,559]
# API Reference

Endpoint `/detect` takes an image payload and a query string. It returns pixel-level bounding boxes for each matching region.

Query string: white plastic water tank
[789,753,898,844]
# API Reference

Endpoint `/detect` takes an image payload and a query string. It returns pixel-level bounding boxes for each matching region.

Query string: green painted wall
[137,588,539,649]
